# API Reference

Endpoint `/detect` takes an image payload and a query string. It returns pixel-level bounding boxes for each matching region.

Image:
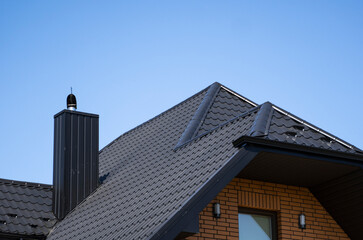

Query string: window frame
[238,207,278,240]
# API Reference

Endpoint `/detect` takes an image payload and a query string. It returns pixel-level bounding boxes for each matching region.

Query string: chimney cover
[67,94,77,110]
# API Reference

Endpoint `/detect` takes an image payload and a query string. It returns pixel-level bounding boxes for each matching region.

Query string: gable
[182,178,351,240]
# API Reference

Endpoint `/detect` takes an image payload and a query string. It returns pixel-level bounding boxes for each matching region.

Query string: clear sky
[1,1,362,184]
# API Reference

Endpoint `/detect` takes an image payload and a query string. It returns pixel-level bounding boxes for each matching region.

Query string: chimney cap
[67,94,77,110]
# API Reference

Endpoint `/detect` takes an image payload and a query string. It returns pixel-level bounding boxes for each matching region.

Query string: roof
[47,82,363,239]
[195,86,256,136]
[0,178,57,239]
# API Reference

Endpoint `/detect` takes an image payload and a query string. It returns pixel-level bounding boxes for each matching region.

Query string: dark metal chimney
[53,94,99,220]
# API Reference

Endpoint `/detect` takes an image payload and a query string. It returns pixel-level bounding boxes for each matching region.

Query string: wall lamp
[213,203,221,218]
[299,213,306,229]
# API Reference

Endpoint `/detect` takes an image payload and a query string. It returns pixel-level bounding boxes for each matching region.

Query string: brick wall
[184,178,350,240]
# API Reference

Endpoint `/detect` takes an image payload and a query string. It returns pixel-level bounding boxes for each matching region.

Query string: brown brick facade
[184,178,350,240]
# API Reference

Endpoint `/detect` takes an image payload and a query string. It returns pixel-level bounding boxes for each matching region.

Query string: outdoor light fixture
[299,213,306,229]
[213,203,221,218]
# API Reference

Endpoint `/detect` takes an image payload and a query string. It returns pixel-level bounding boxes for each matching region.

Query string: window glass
[239,212,273,240]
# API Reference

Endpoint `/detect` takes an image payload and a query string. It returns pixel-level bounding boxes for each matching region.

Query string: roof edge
[272,105,362,152]
[150,146,259,240]
[0,178,52,189]
[99,84,211,154]
[174,105,261,150]
[220,85,258,107]
[233,136,363,164]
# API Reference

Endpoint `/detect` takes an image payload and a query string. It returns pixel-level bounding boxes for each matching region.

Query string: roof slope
[265,105,360,154]
[0,178,56,238]
[47,82,362,240]
[196,86,256,136]
[48,85,259,239]
[176,83,361,154]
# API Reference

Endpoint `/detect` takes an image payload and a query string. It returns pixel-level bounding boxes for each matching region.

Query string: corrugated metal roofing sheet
[266,107,359,153]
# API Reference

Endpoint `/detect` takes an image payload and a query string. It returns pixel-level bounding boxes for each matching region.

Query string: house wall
[184,178,349,240]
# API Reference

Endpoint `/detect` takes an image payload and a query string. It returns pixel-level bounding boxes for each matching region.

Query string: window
[238,208,277,240]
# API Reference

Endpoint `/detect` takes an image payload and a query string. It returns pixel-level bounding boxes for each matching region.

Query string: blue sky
[1,1,362,184]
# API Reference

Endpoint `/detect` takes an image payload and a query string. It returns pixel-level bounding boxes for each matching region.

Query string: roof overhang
[151,147,259,240]
[233,136,363,165]
[235,136,363,240]
[152,137,363,240]
[237,151,360,187]
[234,136,362,187]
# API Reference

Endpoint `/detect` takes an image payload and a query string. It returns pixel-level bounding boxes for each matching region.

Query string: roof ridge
[175,82,221,148]
[99,84,211,154]
[0,178,52,189]
[175,105,261,150]
[249,102,274,137]
[271,104,363,153]
[220,84,258,107]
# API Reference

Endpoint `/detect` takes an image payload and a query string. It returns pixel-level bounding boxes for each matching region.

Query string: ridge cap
[175,83,221,148]
[249,102,274,137]
[175,105,260,150]
[99,85,210,154]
